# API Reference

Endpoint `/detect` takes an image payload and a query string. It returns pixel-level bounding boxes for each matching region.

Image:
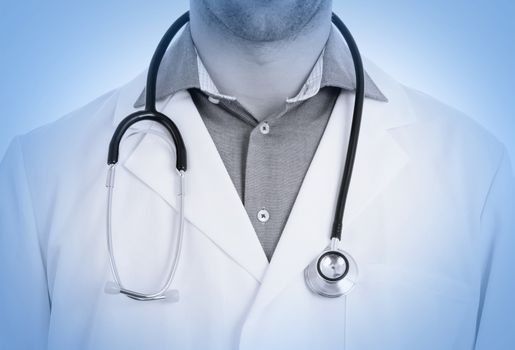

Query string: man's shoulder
[366,59,506,187]
[5,84,127,195]
[15,88,116,160]
[402,84,503,161]
[397,82,506,196]
[367,59,500,151]
[15,70,147,155]
[405,86,497,142]
[369,59,501,152]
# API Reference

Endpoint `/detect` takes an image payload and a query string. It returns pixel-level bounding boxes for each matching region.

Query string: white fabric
[1,60,514,350]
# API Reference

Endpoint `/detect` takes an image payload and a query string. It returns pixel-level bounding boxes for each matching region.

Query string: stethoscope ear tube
[105,160,186,302]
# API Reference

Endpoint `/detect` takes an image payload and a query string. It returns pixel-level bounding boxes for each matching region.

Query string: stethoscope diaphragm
[304,239,358,298]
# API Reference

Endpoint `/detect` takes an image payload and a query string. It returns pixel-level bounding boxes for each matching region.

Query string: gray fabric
[191,88,339,260]
[132,24,388,260]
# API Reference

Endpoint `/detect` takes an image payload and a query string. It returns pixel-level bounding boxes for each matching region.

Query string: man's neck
[189,4,332,120]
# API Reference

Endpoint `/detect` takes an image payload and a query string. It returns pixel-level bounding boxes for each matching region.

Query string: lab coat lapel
[112,79,268,283]
[248,61,417,313]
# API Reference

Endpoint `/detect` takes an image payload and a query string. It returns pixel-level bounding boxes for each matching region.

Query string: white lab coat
[1,60,514,350]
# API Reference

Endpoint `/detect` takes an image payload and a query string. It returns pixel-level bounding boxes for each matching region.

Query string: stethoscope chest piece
[304,239,358,298]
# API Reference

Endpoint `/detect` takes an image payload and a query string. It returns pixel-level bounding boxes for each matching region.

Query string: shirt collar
[134,24,387,108]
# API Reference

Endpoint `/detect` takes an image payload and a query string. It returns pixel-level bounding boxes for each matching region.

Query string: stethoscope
[104,11,363,301]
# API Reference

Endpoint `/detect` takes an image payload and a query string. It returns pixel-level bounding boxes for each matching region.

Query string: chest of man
[39,90,481,350]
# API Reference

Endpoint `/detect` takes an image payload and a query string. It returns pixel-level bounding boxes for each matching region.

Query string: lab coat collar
[110,58,416,291]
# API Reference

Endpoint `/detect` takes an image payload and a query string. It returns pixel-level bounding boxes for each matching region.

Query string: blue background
[0,0,514,164]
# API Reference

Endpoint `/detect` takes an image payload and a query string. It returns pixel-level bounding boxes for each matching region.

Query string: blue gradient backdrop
[0,0,514,160]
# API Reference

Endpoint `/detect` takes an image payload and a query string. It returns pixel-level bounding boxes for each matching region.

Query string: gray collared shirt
[135,26,386,260]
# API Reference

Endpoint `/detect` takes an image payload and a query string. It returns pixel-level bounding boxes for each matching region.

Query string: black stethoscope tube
[329,13,365,241]
[145,12,191,112]
[107,11,365,242]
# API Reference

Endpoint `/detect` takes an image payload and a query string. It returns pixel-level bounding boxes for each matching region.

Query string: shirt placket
[242,104,296,260]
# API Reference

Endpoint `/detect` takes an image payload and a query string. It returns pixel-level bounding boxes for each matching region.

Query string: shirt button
[257,209,270,223]
[208,96,220,104]
[259,122,270,135]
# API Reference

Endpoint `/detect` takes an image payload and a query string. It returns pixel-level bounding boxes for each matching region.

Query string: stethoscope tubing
[329,13,365,241]
[105,11,365,301]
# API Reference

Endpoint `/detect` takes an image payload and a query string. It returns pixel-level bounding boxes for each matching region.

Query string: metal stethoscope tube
[105,130,185,301]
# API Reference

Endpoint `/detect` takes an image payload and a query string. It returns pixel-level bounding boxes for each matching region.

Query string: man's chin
[224,16,299,43]
[197,0,328,43]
